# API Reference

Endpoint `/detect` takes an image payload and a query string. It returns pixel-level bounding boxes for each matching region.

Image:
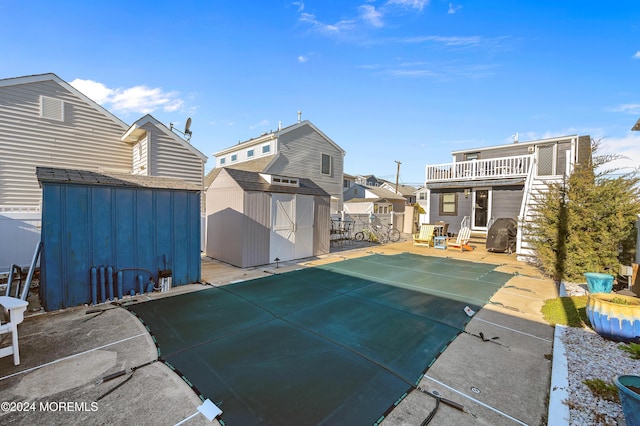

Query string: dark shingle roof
[204,155,276,188]
[217,168,329,197]
[36,167,201,191]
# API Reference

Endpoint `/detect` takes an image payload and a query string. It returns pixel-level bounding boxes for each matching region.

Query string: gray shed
[205,168,330,268]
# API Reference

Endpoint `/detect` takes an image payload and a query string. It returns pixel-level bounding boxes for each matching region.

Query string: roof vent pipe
[297,111,302,123]
[512,132,519,143]
[278,121,282,130]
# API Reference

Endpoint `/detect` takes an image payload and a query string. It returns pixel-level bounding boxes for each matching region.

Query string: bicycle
[378,222,401,243]
[354,221,401,244]
[354,223,386,243]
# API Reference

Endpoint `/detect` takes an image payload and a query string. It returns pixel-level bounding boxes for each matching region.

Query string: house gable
[212,120,345,211]
[0,73,131,208]
[122,114,207,186]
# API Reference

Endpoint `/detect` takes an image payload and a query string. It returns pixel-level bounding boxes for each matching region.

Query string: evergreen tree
[529,139,640,282]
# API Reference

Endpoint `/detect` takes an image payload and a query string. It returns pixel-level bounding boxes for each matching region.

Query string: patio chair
[435,221,449,237]
[413,224,435,247]
[447,226,473,252]
[0,296,29,365]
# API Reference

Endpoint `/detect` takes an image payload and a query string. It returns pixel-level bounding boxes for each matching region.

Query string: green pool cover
[128,253,512,425]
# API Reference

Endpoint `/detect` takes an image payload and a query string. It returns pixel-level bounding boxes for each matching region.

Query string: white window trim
[321,153,332,176]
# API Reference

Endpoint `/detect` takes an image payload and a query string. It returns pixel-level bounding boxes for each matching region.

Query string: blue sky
[1,0,639,185]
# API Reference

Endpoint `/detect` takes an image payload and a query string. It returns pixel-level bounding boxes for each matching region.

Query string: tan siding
[145,123,204,187]
[242,192,271,267]
[0,80,130,207]
[314,196,330,255]
[205,172,245,264]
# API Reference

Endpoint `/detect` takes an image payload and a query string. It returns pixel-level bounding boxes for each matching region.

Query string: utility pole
[394,160,401,194]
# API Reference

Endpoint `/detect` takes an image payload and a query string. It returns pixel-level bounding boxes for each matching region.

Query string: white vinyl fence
[0,210,42,271]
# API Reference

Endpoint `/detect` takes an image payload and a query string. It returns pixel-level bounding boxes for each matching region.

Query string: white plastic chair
[0,296,29,365]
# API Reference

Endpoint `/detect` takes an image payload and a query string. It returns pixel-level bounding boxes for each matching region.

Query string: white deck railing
[425,154,534,182]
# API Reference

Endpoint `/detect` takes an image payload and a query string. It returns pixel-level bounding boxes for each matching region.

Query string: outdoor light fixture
[464,188,470,198]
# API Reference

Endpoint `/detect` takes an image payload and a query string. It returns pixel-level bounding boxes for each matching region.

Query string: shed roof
[216,168,329,197]
[36,167,201,191]
[344,197,402,204]
[204,155,277,188]
[362,185,406,201]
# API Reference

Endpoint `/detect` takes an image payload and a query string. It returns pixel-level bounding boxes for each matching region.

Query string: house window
[219,157,226,165]
[537,145,555,176]
[247,149,254,158]
[439,193,457,216]
[419,192,427,201]
[40,96,64,121]
[231,154,237,162]
[262,145,270,154]
[321,154,331,175]
[343,179,349,188]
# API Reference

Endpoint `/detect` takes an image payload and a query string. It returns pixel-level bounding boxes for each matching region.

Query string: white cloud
[298,1,432,37]
[359,5,384,28]
[70,79,113,104]
[299,12,356,34]
[70,78,186,115]
[405,35,483,46]
[597,133,640,173]
[292,1,304,13]
[298,55,309,63]
[448,3,462,14]
[386,0,430,11]
[633,50,640,59]
[250,119,270,130]
[612,104,640,115]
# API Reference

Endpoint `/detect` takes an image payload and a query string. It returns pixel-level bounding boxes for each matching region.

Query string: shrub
[528,139,640,282]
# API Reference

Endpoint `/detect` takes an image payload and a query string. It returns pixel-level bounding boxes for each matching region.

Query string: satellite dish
[184,117,192,137]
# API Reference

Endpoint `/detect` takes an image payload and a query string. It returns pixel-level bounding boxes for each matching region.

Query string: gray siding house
[205,168,330,268]
[0,73,207,269]
[422,134,591,258]
[209,119,345,212]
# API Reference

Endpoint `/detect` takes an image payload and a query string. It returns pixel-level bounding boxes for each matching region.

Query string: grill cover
[486,218,517,253]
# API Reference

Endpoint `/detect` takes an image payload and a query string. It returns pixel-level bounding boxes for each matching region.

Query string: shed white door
[270,194,314,263]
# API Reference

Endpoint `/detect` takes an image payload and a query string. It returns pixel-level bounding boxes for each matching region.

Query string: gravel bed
[561,282,640,426]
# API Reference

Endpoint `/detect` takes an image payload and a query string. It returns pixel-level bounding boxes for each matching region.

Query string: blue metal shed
[36,167,202,311]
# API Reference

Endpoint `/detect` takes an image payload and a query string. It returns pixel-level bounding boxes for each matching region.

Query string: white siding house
[121,114,207,186]
[0,73,207,269]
